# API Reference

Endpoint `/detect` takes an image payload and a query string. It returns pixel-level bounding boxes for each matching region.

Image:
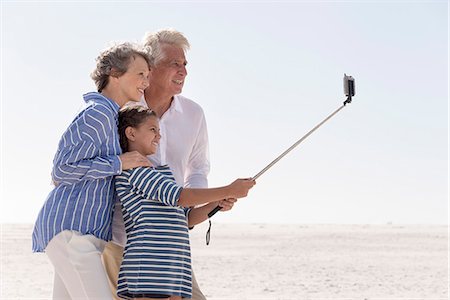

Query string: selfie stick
[207,74,356,218]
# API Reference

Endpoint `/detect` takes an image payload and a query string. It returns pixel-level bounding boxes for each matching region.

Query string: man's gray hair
[90,42,151,92]
[142,28,190,65]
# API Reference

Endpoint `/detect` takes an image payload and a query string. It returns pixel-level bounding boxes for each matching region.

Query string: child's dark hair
[118,106,157,152]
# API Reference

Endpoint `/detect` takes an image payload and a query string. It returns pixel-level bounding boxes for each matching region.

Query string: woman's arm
[52,106,149,185]
[52,106,121,185]
[52,144,122,185]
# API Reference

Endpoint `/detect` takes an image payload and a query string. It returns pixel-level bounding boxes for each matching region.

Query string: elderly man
[102,29,229,300]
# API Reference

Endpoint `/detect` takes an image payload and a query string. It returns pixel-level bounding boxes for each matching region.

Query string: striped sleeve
[183,207,192,218]
[127,167,183,207]
[52,104,121,185]
[115,173,142,223]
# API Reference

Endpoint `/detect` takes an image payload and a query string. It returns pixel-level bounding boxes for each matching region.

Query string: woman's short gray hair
[90,42,152,92]
[142,28,190,65]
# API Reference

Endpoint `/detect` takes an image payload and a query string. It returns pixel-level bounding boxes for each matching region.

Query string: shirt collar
[138,94,184,114]
[171,95,183,113]
[83,92,120,112]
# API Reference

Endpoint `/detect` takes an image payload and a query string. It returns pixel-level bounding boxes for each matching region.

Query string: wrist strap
[206,219,212,245]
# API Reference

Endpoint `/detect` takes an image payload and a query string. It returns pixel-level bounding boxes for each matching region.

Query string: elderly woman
[32,42,152,299]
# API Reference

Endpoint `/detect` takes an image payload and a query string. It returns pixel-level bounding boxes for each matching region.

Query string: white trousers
[45,230,113,300]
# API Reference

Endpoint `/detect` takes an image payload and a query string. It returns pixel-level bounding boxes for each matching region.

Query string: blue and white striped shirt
[32,92,122,252]
[115,166,192,299]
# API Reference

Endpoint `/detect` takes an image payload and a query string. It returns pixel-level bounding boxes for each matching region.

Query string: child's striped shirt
[115,165,193,299]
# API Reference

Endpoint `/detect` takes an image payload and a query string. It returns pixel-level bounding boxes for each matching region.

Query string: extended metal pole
[208,74,355,218]
[207,98,352,218]
[252,103,346,180]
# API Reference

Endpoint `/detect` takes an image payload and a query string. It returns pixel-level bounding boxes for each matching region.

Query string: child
[32,42,153,299]
[115,106,255,300]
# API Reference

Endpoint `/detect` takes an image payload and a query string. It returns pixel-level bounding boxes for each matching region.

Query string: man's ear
[125,127,136,141]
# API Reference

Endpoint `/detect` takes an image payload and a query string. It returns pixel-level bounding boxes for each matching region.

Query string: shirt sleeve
[51,105,122,185]
[183,207,192,218]
[184,111,210,188]
[128,167,183,207]
[115,173,139,226]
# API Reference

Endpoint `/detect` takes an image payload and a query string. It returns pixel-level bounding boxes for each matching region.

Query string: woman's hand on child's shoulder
[119,151,152,170]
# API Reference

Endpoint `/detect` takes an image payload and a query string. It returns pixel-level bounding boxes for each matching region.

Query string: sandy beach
[1,223,448,300]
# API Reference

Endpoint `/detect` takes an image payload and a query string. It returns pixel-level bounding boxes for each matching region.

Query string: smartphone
[344,74,355,97]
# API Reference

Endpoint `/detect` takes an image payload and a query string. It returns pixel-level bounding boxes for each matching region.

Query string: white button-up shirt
[111,94,210,246]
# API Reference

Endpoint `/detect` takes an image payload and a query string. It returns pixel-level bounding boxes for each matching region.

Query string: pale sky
[1,1,448,224]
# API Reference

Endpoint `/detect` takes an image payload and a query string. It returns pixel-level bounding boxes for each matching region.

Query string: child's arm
[178,179,254,207]
[187,198,237,227]
[126,167,254,209]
